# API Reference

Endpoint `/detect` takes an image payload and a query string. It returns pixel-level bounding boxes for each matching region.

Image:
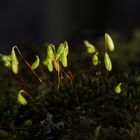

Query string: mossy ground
[0,33,140,140]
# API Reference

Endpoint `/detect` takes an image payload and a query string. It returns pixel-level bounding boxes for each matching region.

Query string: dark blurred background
[0,0,140,52]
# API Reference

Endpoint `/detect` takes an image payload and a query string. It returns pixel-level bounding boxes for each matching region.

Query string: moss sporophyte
[0,34,123,106]
[0,33,124,98]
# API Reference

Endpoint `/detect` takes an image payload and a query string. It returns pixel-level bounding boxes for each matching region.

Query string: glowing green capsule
[84,40,96,54]
[43,58,53,72]
[31,55,40,70]
[0,55,11,68]
[92,52,99,66]
[11,47,19,74]
[57,41,69,67]
[114,83,122,94]
[47,44,55,60]
[104,52,112,71]
[105,33,114,52]
[64,41,69,56]
[56,43,65,60]
[17,90,28,106]
[61,51,68,67]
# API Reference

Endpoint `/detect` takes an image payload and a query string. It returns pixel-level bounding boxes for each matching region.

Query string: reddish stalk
[60,66,74,89]
[57,68,61,96]
[14,46,44,84]
[39,65,49,83]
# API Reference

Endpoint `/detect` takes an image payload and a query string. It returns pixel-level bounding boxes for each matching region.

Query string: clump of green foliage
[0,33,140,140]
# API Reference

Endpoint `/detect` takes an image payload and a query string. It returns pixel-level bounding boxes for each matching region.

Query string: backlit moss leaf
[84,40,96,54]
[31,55,40,70]
[105,33,114,52]
[17,90,28,106]
[24,119,33,127]
[56,43,65,60]
[104,52,112,71]
[0,130,8,137]
[92,52,99,66]
[114,83,122,94]
[11,46,19,74]
[47,44,55,60]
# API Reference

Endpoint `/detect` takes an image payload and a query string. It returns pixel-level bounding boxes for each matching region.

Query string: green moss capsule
[47,44,55,60]
[1,55,11,68]
[105,33,114,52]
[43,58,54,72]
[114,83,122,94]
[17,90,28,106]
[31,55,40,70]
[92,52,99,66]
[56,41,69,67]
[64,41,69,56]
[11,47,19,74]
[56,43,65,60]
[84,40,96,54]
[61,51,68,67]
[104,52,112,71]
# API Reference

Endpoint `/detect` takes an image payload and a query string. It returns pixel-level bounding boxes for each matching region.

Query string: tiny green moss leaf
[104,52,112,71]
[31,55,40,70]
[84,40,96,54]
[11,46,19,74]
[17,90,28,106]
[105,33,114,52]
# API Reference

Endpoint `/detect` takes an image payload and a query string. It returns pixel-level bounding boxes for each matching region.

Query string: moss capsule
[104,52,112,71]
